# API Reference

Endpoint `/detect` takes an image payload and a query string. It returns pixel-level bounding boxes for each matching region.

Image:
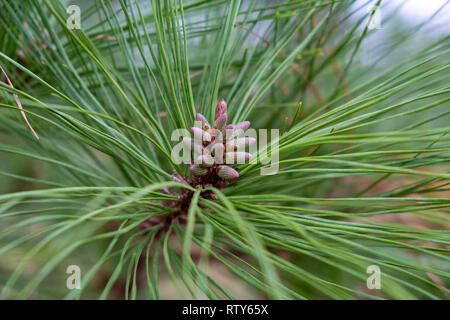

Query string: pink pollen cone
[215,99,227,121]
[217,165,239,180]
[214,113,227,130]
[234,121,250,132]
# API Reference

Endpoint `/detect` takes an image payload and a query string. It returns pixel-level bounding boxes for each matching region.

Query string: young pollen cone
[215,99,227,121]
[217,165,239,180]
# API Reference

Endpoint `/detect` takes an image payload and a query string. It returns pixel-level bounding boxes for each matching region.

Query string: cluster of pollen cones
[141,100,254,233]
[185,99,255,181]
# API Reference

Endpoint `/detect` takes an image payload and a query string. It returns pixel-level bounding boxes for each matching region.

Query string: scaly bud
[234,121,250,132]
[215,99,227,121]
[217,165,239,180]
[214,113,227,130]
